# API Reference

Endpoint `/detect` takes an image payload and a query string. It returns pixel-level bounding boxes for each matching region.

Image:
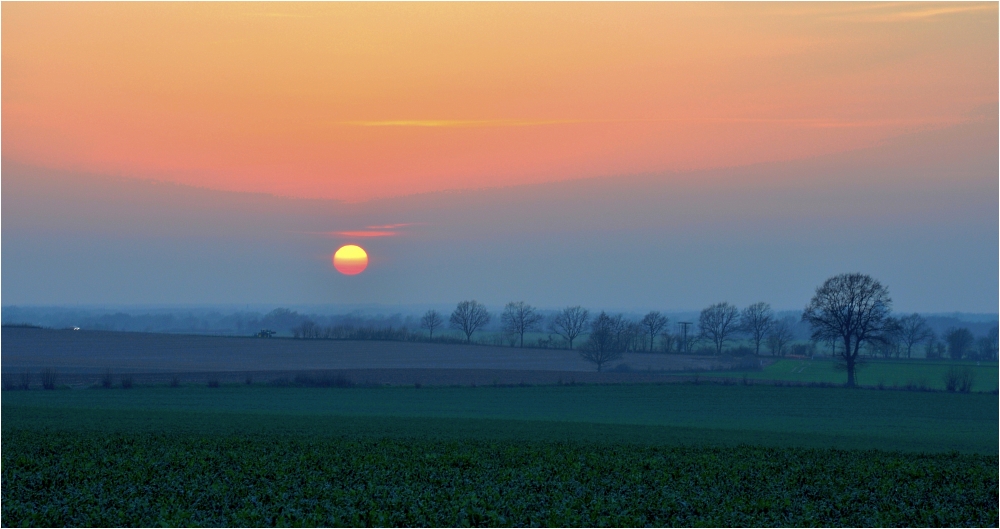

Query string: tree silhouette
[549,306,590,350]
[896,313,932,359]
[579,311,624,371]
[766,317,795,356]
[802,273,892,387]
[420,310,443,339]
[740,302,773,356]
[640,311,669,352]
[500,301,543,348]
[944,327,974,360]
[449,300,491,343]
[698,302,740,355]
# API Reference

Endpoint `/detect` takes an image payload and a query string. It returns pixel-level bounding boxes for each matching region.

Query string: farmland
[3,384,997,453]
[4,431,995,527]
[0,327,751,380]
[3,384,998,526]
[692,357,1000,392]
[4,328,999,526]
[5,327,998,391]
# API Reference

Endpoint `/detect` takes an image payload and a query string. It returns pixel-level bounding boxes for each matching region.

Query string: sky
[2,2,998,313]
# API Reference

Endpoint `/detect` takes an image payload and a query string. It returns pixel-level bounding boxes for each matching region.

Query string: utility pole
[678,321,693,354]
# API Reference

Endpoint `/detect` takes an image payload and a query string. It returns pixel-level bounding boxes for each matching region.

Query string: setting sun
[333,245,368,275]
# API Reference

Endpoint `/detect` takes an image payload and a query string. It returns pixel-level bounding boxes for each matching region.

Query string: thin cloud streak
[289,230,401,238]
[332,231,398,238]
[338,117,966,129]
[824,3,995,22]
[291,223,418,238]
[339,119,595,128]
[366,223,414,230]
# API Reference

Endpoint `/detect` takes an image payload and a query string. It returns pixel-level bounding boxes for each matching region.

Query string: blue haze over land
[2,116,997,314]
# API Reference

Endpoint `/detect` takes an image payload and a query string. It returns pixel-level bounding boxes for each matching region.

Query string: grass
[694,357,999,391]
[3,383,997,454]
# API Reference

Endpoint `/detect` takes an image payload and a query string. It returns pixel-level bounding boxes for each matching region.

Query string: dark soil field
[1,327,762,386]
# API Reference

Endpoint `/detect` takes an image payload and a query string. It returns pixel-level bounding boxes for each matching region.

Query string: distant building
[255,329,276,338]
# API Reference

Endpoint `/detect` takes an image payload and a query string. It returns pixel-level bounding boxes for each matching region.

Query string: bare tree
[698,302,740,355]
[739,302,774,356]
[500,301,543,348]
[659,332,677,353]
[766,317,794,356]
[676,322,695,354]
[549,306,589,349]
[640,311,669,352]
[449,300,491,343]
[974,336,995,361]
[802,273,892,387]
[944,327,974,360]
[925,332,945,359]
[896,313,933,359]
[292,319,320,339]
[985,327,999,361]
[604,313,641,352]
[420,309,443,339]
[869,316,903,359]
[623,319,643,352]
[579,311,623,371]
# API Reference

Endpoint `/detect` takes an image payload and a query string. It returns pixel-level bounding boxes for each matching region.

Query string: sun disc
[333,244,368,275]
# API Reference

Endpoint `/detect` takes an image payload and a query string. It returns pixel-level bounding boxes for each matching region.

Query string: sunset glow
[3,2,995,202]
[333,245,368,276]
[2,2,996,313]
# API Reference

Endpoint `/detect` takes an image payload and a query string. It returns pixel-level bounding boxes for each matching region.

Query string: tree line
[280,274,999,382]
[415,274,998,379]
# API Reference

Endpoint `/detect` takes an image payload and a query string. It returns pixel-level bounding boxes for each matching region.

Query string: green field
[4,383,997,452]
[3,384,998,526]
[5,431,996,527]
[693,358,1000,391]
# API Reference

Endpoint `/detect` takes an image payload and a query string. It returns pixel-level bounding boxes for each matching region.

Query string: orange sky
[3,2,997,202]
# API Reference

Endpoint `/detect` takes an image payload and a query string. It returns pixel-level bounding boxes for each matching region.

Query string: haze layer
[2,3,996,312]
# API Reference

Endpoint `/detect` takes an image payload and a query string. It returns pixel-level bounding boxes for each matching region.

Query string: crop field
[0,327,749,379]
[4,384,997,526]
[3,384,998,526]
[8,327,997,392]
[4,431,996,527]
[4,336,999,526]
[4,383,997,453]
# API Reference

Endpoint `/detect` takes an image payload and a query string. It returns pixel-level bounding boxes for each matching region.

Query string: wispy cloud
[742,117,966,129]
[296,223,419,238]
[331,230,398,238]
[339,119,597,128]
[338,116,964,130]
[232,11,314,19]
[365,223,414,230]
[823,2,994,22]
[893,4,995,19]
